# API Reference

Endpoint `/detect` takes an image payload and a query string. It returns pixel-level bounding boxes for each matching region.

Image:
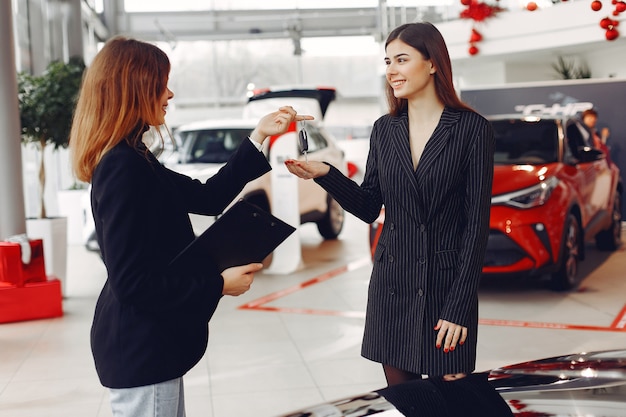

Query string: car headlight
[492,176,559,209]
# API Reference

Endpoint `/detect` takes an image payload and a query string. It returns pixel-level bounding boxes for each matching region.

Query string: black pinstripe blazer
[316,107,495,376]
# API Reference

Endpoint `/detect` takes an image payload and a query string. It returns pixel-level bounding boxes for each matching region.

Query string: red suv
[370,115,622,291]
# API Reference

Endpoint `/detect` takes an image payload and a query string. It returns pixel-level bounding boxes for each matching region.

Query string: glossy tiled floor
[1,215,625,417]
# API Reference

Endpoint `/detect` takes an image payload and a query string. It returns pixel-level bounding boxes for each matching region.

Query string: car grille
[483,230,526,266]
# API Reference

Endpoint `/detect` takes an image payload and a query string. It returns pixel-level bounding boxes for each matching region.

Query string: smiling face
[155,83,174,126]
[385,39,436,102]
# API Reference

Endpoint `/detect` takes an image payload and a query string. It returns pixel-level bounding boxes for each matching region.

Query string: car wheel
[595,191,622,251]
[550,213,581,291]
[316,195,344,240]
[85,230,103,259]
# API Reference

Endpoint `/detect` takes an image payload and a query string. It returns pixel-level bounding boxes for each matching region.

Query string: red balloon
[606,28,619,40]
[591,0,603,11]
[527,2,538,11]
[468,45,479,55]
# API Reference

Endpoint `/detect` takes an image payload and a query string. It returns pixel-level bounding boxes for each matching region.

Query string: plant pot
[26,217,67,297]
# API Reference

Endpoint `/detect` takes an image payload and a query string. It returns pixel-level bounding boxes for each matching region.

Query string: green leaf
[18,57,86,150]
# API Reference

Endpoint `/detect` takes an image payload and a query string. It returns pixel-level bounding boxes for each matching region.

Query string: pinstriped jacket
[316,107,495,376]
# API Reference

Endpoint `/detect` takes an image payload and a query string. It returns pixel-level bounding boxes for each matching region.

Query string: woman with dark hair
[285,22,494,386]
[70,36,311,416]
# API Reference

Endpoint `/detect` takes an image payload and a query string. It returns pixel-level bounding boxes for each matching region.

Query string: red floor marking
[610,304,626,329]
[239,257,369,318]
[479,317,626,332]
[244,304,365,318]
[240,259,626,332]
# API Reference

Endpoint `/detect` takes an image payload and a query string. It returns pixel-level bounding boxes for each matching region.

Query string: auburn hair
[384,22,473,117]
[70,36,171,182]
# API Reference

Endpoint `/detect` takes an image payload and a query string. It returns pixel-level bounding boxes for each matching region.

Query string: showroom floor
[1,214,625,417]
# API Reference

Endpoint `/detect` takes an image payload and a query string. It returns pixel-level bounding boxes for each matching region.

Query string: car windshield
[179,128,252,163]
[491,119,559,165]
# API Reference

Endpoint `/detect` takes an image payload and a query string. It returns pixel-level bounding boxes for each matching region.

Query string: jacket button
[419,257,426,264]
[388,255,394,263]
[420,224,425,232]
[389,287,395,295]
[417,289,424,296]
[390,223,395,231]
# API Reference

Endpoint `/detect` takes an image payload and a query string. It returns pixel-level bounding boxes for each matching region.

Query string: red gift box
[0,239,63,323]
[0,239,47,286]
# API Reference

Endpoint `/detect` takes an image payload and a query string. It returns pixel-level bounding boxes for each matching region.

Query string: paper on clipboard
[169,199,296,273]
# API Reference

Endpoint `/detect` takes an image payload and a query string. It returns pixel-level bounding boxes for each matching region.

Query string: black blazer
[317,107,495,376]
[90,138,270,388]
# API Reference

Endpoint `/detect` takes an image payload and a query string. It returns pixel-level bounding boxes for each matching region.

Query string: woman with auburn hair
[285,22,495,386]
[70,36,312,416]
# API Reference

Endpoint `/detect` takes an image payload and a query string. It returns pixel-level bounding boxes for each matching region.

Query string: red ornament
[460,2,504,22]
[616,1,626,12]
[600,17,613,28]
[591,0,603,11]
[606,27,619,40]
[527,2,538,11]
[460,0,472,5]
[468,44,479,55]
[470,28,483,42]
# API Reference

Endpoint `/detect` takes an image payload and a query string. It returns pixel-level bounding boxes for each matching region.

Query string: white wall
[438,0,626,85]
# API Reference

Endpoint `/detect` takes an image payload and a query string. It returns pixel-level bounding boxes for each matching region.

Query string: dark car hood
[275,349,626,417]
[492,164,560,196]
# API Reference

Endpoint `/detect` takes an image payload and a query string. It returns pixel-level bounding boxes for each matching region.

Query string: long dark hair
[385,22,473,116]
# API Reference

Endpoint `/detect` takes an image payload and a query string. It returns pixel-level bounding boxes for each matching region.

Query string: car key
[298,122,308,162]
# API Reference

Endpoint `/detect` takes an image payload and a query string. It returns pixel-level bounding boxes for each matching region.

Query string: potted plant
[18,56,85,218]
[18,56,85,295]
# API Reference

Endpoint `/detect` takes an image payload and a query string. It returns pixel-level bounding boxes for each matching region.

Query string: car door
[564,120,603,222]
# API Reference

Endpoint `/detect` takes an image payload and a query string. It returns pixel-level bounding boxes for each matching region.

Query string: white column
[266,131,302,274]
[0,0,27,239]
[66,0,84,59]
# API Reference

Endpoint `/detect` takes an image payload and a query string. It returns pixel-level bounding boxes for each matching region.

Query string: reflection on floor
[1,215,625,417]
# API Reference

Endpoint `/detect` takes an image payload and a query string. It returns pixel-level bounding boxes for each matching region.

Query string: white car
[84,87,349,254]
[170,116,347,239]
[168,87,348,239]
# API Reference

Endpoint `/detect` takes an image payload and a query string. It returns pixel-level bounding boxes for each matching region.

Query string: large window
[123,0,455,12]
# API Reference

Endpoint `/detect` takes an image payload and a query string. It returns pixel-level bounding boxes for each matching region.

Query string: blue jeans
[109,377,186,417]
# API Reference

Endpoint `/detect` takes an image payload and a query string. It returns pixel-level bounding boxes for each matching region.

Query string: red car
[370,115,622,291]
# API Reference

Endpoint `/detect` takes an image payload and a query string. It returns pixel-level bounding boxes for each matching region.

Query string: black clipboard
[169,199,296,272]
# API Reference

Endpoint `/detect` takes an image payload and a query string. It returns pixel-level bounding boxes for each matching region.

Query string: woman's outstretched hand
[284,159,330,180]
[221,263,263,296]
[250,106,314,145]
